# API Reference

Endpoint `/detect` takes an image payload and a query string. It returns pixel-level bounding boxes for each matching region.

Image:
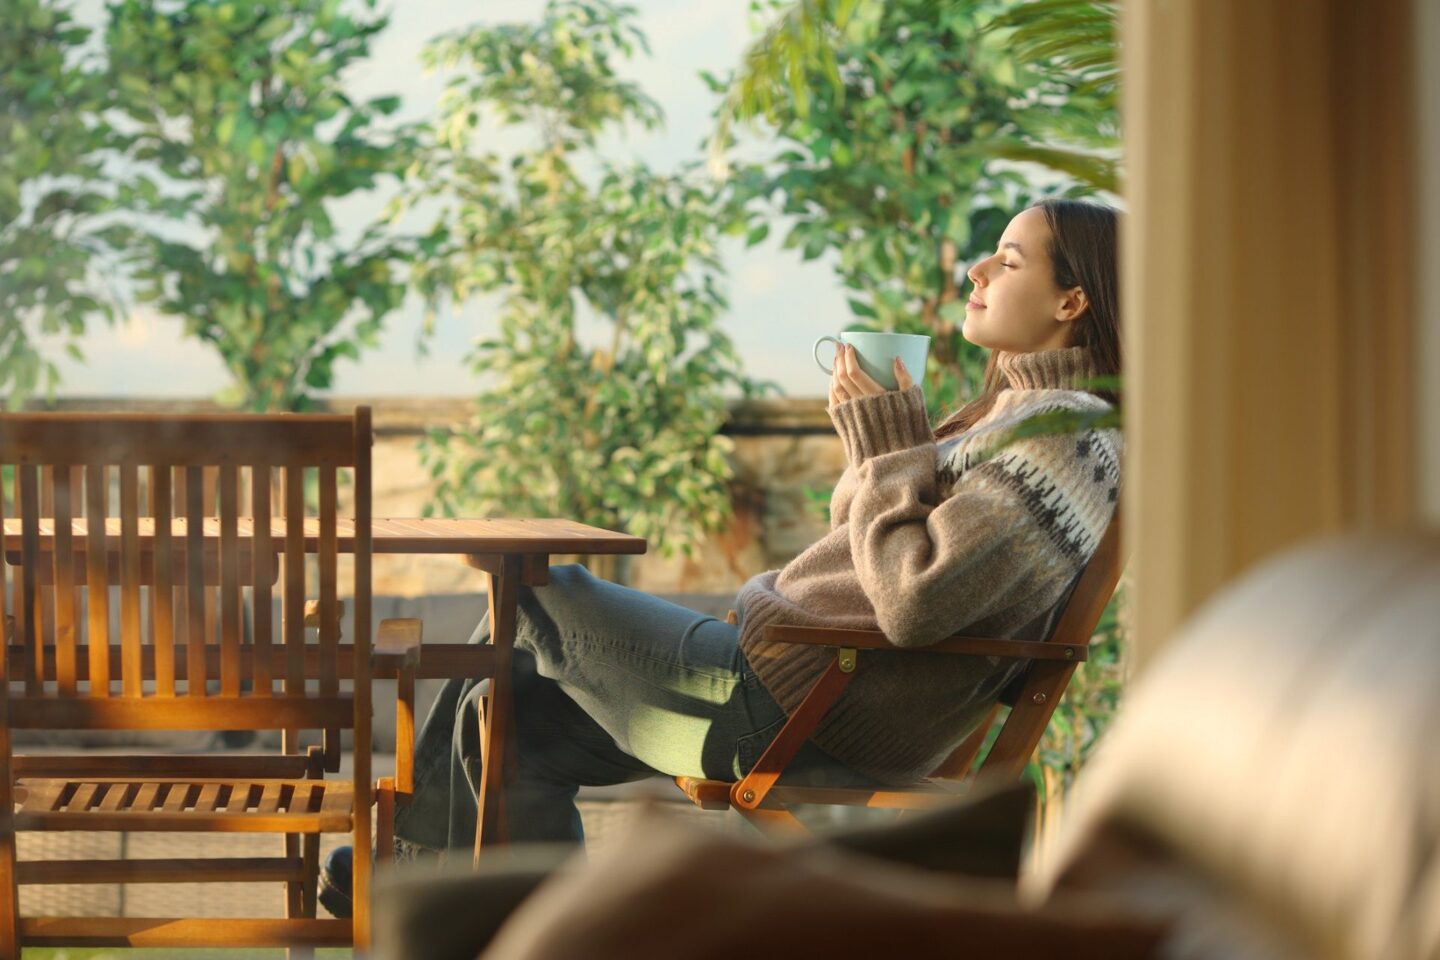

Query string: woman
[321,198,1123,915]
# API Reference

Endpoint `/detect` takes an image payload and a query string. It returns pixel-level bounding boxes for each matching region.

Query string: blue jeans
[392,564,874,849]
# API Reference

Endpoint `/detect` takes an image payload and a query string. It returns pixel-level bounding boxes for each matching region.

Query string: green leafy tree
[713,0,1082,416]
[104,0,418,412]
[409,0,760,581]
[714,0,1119,193]
[1,0,118,408]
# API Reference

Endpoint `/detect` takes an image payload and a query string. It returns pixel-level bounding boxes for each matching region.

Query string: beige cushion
[1037,532,1440,960]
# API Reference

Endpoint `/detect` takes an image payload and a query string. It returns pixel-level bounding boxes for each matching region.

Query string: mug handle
[813,335,841,375]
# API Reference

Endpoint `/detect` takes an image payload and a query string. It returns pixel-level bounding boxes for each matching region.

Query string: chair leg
[280,834,312,960]
[376,778,396,865]
[284,833,300,917]
[0,696,18,960]
[474,693,512,858]
[0,827,18,960]
[302,834,320,917]
[282,832,318,960]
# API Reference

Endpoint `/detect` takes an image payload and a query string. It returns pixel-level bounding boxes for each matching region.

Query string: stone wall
[35,395,846,598]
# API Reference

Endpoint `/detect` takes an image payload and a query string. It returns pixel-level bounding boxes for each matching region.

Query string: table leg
[475,554,521,861]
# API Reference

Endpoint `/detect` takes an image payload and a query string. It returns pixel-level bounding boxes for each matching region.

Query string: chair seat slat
[133,782,161,812]
[257,782,283,813]
[161,783,191,813]
[66,783,99,813]
[11,777,347,821]
[194,784,221,814]
[97,782,131,812]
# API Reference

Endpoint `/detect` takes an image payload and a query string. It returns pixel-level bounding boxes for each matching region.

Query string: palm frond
[707,0,878,174]
[708,0,1122,191]
[985,0,1119,97]
[955,138,1119,194]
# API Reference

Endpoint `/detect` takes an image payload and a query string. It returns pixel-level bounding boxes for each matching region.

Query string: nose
[965,256,989,288]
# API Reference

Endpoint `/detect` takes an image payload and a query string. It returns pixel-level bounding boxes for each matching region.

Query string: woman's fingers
[832,345,914,406]
[828,352,850,406]
[894,358,914,391]
[840,344,885,397]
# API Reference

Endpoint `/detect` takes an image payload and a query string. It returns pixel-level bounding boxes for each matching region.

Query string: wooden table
[5,515,642,558]
[3,516,648,853]
[382,519,648,853]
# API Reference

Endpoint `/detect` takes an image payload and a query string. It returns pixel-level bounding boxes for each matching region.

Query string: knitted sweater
[734,346,1122,784]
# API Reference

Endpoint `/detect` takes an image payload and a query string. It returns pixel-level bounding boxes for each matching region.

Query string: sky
[50,0,850,400]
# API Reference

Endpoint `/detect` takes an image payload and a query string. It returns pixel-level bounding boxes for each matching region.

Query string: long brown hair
[933,199,1121,440]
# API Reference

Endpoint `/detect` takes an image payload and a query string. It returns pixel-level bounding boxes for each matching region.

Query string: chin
[960,319,994,351]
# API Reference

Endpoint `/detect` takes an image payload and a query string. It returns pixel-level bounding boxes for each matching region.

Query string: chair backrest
[34,466,225,651]
[933,504,1126,785]
[0,410,373,769]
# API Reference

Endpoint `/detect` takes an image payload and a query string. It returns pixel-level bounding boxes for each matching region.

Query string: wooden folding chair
[0,407,396,957]
[675,509,1124,832]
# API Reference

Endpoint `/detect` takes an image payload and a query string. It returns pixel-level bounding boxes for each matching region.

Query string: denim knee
[512,563,593,657]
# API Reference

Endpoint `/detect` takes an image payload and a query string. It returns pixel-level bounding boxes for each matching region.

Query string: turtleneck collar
[996,346,1099,391]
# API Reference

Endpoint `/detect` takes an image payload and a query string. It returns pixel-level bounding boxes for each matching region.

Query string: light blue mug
[814,332,931,391]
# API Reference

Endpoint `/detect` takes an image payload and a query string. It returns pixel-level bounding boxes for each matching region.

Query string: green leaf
[847,298,877,318]
[370,95,402,115]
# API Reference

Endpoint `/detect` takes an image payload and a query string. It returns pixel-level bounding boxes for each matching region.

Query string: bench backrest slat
[0,412,371,742]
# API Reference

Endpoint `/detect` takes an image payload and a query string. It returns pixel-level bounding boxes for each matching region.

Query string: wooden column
[1420,0,1440,525]
[1120,0,1420,667]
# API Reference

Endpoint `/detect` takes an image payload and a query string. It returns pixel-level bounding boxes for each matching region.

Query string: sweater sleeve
[827,465,858,532]
[825,385,932,531]
[827,386,932,466]
[843,433,1084,649]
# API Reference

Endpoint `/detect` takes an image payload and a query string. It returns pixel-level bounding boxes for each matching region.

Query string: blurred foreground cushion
[375,783,1040,960]
[1036,532,1440,960]
[481,804,1168,960]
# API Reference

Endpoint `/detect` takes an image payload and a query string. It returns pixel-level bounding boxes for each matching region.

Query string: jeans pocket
[735,715,788,775]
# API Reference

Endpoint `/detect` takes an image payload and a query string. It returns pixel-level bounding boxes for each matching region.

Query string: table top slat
[3,517,645,556]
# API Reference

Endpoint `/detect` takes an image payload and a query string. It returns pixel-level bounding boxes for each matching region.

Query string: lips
[967,297,986,309]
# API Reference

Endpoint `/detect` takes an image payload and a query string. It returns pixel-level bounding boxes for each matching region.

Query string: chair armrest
[303,598,347,629]
[762,625,1086,663]
[374,618,423,670]
[375,620,423,801]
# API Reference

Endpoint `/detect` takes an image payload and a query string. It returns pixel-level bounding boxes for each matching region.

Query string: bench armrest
[762,625,1087,663]
[373,618,423,669]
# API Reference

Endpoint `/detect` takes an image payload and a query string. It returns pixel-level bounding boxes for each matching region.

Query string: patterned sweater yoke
[734,345,1122,784]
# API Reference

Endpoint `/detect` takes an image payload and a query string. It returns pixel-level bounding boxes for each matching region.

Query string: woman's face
[963,207,1087,353]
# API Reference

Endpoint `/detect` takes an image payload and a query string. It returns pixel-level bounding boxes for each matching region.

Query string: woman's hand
[828,343,915,408]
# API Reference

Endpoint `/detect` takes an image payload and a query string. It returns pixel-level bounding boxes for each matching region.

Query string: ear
[1055,287,1089,324]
